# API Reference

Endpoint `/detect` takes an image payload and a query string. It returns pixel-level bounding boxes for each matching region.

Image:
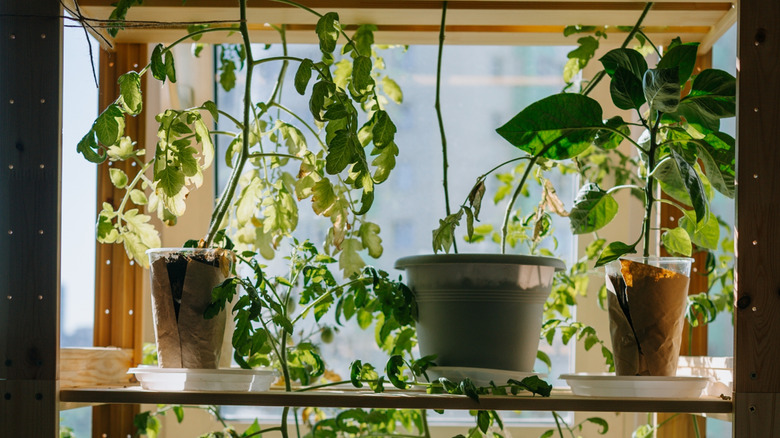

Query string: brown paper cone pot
[147,248,234,369]
[395,254,565,372]
[605,256,693,376]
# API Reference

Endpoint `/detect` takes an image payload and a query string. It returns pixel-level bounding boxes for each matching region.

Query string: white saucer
[129,367,276,392]
[560,373,710,398]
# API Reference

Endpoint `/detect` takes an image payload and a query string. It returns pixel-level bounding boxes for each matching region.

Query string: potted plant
[393,3,568,377]
[501,33,735,375]
[77,0,402,369]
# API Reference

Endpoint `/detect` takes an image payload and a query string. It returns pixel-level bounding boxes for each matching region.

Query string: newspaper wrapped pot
[147,248,234,369]
[606,257,692,376]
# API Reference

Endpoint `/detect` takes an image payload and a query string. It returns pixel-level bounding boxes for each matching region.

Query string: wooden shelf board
[62,0,736,47]
[59,386,733,414]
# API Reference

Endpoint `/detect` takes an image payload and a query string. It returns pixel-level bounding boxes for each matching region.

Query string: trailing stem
[436,1,456,253]
[641,114,662,258]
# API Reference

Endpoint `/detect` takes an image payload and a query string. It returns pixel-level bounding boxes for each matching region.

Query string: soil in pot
[149,248,233,369]
[606,257,692,376]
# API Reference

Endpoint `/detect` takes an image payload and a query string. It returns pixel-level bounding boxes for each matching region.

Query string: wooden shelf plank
[59,387,733,414]
[62,0,735,47]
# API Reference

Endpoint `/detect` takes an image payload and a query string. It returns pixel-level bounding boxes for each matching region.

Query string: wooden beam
[62,0,734,46]
[0,1,62,437]
[735,0,780,436]
[91,43,147,438]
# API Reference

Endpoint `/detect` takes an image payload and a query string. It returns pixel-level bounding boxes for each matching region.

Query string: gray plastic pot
[395,254,565,372]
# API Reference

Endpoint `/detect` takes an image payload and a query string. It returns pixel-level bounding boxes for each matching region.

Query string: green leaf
[118,71,143,115]
[584,417,610,435]
[156,165,186,198]
[569,183,618,234]
[540,430,555,438]
[349,360,364,387]
[165,50,177,83]
[496,93,603,160]
[150,44,167,82]
[173,405,184,423]
[657,43,699,85]
[316,12,340,54]
[536,350,552,372]
[352,55,374,94]
[432,210,463,254]
[477,411,490,434]
[294,58,313,95]
[679,210,720,250]
[595,241,637,267]
[662,227,692,256]
[272,314,294,333]
[371,141,398,183]
[696,132,735,198]
[309,81,330,122]
[109,168,128,189]
[359,222,383,258]
[77,129,105,163]
[670,149,708,223]
[643,68,681,113]
[325,131,356,174]
[372,110,396,147]
[351,24,376,55]
[95,104,126,147]
[386,355,407,389]
[594,116,629,150]
[202,100,219,122]
[218,58,236,92]
[96,212,119,244]
[610,66,646,110]
[599,48,648,79]
[381,76,403,104]
[672,69,736,131]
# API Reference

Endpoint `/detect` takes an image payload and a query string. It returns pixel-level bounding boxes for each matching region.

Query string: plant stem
[421,409,432,438]
[641,114,662,258]
[204,0,255,247]
[552,411,565,438]
[435,1,456,253]
[501,155,538,254]
[580,2,654,96]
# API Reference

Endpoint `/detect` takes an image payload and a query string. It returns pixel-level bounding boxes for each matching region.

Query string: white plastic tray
[427,366,541,387]
[129,367,276,392]
[560,373,710,398]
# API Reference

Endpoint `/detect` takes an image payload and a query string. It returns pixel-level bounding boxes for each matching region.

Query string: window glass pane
[61,23,98,348]
[60,20,98,438]
[215,42,576,428]
[705,23,736,438]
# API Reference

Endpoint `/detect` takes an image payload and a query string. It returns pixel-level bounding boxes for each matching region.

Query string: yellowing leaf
[359,222,383,258]
[122,208,161,266]
[339,238,365,278]
[311,179,338,216]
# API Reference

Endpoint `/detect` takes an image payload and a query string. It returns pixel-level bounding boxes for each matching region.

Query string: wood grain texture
[735,0,780,436]
[735,0,780,392]
[0,0,61,384]
[60,347,134,388]
[60,387,734,413]
[735,393,780,435]
[62,0,733,46]
[92,43,147,438]
[0,380,58,437]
